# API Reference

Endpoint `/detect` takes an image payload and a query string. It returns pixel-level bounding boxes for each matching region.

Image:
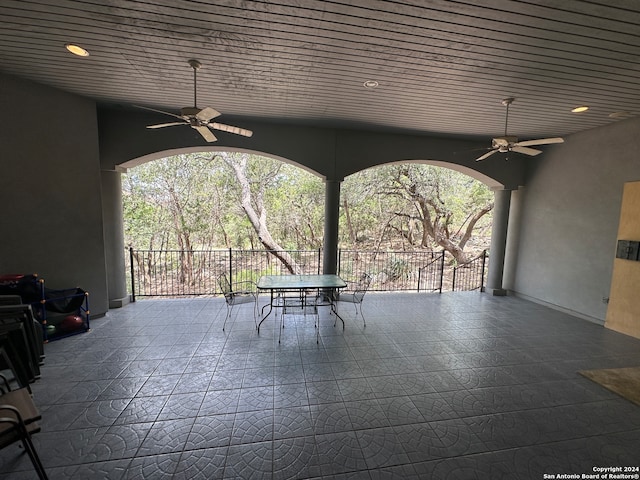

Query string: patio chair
[336,273,372,326]
[218,273,258,331]
[0,375,47,479]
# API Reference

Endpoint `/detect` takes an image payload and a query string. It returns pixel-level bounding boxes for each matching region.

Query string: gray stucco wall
[0,74,109,316]
[505,116,640,323]
[98,106,526,189]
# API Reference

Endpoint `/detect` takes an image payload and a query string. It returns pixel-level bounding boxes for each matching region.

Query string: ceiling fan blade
[210,122,253,137]
[511,146,542,156]
[475,149,499,162]
[134,104,184,120]
[196,107,221,122]
[147,122,186,129]
[193,125,217,142]
[516,137,564,147]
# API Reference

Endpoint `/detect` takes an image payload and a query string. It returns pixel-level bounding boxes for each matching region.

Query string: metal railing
[452,250,488,292]
[129,248,321,300]
[418,251,446,293]
[129,247,488,300]
[337,249,446,291]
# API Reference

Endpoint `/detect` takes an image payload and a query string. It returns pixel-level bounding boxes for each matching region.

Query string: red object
[60,315,84,332]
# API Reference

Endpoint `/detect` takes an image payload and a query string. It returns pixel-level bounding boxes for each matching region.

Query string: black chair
[218,273,258,331]
[0,375,47,479]
[336,274,372,326]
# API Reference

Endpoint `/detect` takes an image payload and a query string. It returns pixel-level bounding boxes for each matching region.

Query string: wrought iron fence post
[129,247,136,302]
[480,249,487,292]
[452,261,457,292]
[228,248,233,288]
[438,251,445,294]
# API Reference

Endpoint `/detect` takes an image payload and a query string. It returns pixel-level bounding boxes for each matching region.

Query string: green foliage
[123,153,493,259]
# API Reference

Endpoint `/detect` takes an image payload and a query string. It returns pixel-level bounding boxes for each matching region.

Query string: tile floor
[2,292,640,479]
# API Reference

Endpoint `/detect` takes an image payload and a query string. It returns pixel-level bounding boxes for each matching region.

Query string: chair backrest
[350,274,372,302]
[218,273,232,296]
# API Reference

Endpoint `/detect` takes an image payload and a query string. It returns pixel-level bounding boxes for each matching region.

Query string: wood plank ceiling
[1,0,639,141]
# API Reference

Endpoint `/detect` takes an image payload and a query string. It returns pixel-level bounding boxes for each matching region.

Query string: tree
[216,152,323,273]
[341,164,493,263]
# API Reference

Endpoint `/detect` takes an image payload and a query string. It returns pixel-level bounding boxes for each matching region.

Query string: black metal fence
[452,250,488,292]
[128,247,487,300]
[338,250,446,293]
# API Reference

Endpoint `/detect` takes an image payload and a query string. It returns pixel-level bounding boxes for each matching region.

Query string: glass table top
[256,274,347,290]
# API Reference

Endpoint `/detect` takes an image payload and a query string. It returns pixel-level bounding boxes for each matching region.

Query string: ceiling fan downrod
[502,97,514,136]
[189,59,202,108]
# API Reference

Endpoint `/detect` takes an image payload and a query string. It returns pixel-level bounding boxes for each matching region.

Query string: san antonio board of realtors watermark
[543,467,639,479]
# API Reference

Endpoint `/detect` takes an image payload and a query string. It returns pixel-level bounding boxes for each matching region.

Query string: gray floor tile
[4,294,640,480]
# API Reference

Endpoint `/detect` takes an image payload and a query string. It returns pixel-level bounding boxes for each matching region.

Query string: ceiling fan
[475,97,564,161]
[136,59,253,142]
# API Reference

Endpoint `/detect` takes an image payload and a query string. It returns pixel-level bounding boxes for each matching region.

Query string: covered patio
[2,293,639,479]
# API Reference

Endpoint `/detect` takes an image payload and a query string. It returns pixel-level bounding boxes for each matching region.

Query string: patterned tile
[136,374,182,397]
[231,409,274,445]
[122,452,181,479]
[307,380,343,404]
[68,398,131,428]
[223,441,273,479]
[86,422,153,462]
[310,403,353,435]
[274,382,309,407]
[314,431,366,476]
[69,459,131,480]
[186,414,235,449]
[355,427,411,469]
[137,418,195,455]
[344,398,389,430]
[35,427,109,468]
[157,391,205,420]
[273,406,315,439]
[173,447,227,480]
[114,395,168,425]
[172,371,213,393]
[4,295,640,480]
[237,385,274,412]
[273,436,319,480]
[337,377,377,401]
[199,389,241,415]
[99,377,147,400]
[377,395,426,426]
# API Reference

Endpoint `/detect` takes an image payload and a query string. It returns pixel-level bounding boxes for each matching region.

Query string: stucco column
[322,179,341,274]
[101,169,129,308]
[486,188,512,295]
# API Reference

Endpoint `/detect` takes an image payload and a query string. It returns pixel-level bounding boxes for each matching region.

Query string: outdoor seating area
[1,292,639,479]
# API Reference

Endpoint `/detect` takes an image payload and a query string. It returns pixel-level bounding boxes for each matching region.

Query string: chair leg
[357,303,366,327]
[253,299,259,330]
[278,308,284,344]
[21,434,49,480]
[222,305,232,331]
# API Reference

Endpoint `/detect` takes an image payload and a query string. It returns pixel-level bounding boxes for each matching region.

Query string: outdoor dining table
[255,274,348,332]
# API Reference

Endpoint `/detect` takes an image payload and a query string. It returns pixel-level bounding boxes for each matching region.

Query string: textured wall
[506,116,640,323]
[0,73,108,316]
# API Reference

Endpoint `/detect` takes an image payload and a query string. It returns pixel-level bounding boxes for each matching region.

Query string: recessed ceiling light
[65,43,90,57]
[363,80,379,89]
[571,106,589,113]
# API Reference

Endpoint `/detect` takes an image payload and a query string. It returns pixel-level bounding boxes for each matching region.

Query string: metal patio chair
[218,273,258,331]
[336,273,372,326]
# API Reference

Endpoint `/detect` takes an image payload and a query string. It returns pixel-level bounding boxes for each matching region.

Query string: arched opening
[119,149,498,297]
[338,160,495,292]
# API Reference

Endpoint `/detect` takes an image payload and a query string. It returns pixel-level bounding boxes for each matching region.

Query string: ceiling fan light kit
[136,59,253,142]
[475,97,564,161]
